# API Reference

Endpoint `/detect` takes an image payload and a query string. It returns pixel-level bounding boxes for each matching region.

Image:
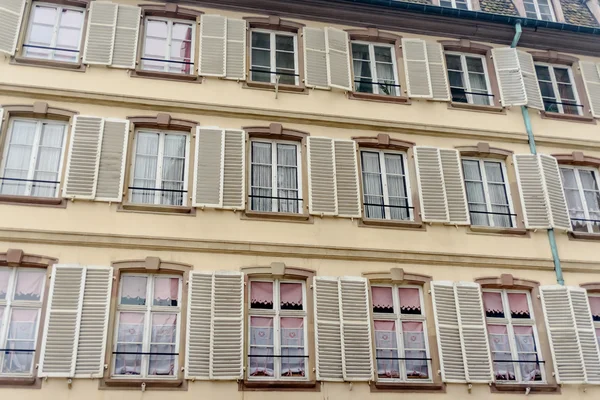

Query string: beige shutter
[0,0,26,55]
[539,154,571,231]
[193,127,225,208]
[199,14,226,77]
[225,18,246,80]
[185,272,213,379]
[491,48,527,107]
[513,154,551,229]
[95,119,129,202]
[517,50,544,110]
[340,277,373,381]
[74,267,113,378]
[431,281,466,382]
[222,130,246,210]
[414,146,449,223]
[63,116,104,200]
[307,137,337,216]
[579,61,600,118]
[440,149,470,225]
[0,108,3,133]
[334,140,361,218]
[314,277,343,381]
[83,1,118,65]
[425,41,450,101]
[570,288,600,383]
[111,5,141,69]
[402,38,432,98]
[303,27,328,89]
[325,27,352,91]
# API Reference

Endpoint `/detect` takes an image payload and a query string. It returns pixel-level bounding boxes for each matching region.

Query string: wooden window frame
[350,41,401,97]
[445,51,493,106]
[438,0,472,9]
[249,29,299,86]
[559,164,600,234]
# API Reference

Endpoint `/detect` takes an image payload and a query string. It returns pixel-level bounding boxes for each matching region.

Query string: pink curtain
[14,269,45,300]
[374,320,396,331]
[589,296,600,317]
[0,268,9,298]
[251,281,273,306]
[507,293,530,316]
[154,277,179,304]
[399,288,421,311]
[372,287,393,310]
[121,276,147,302]
[280,283,302,307]
[483,292,504,313]
[117,312,145,342]
[402,321,424,333]
[488,324,508,334]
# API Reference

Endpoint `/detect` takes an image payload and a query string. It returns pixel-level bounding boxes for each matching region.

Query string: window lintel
[139,3,203,20]
[346,28,402,45]
[244,16,304,33]
[1,102,78,121]
[456,142,513,159]
[0,248,57,268]
[112,257,192,274]
[475,274,539,290]
[363,267,431,285]
[243,123,309,142]
[581,282,600,293]
[353,134,414,151]
[439,39,492,55]
[241,262,315,280]
[127,113,198,132]
[529,50,578,66]
[32,0,90,9]
[552,152,600,168]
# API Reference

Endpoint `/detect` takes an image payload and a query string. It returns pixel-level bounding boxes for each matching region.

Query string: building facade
[1,0,600,399]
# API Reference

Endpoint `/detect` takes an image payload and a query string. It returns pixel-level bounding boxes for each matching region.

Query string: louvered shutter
[185,272,212,379]
[492,48,527,107]
[307,137,337,216]
[579,61,600,118]
[314,277,343,381]
[111,5,141,69]
[193,127,224,208]
[570,288,600,383]
[0,0,26,55]
[414,146,449,223]
[455,282,493,383]
[425,42,450,101]
[95,119,129,202]
[63,116,104,200]
[333,140,361,218]
[83,1,118,65]
[517,50,544,110]
[402,38,432,98]
[431,281,466,382]
[440,149,470,225]
[325,27,352,91]
[225,18,246,80]
[304,27,328,89]
[222,129,245,209]
[340,277,373,381]
[199,14,226,77]
[513,154,551,229]
[539,154,571,231]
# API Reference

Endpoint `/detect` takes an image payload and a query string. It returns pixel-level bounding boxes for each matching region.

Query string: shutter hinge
[67,378,73,389]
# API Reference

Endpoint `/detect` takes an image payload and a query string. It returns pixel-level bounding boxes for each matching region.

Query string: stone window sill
[120,203,195,215]
[101,378,185,390]
[0,376,40,389]
[359,218,424,230]
[370,381,445,392]
[0,194,66,208]
[348,91,410,104]
[469,225,528,236]
[490,382,560,394]
[569,231,600,241]
[448,102,505,114]
[244,80,307,94]
[11,56,86,72]
[131,69,201,83]
[239,380,319,391]
[540,111,595,124]
[242,210,313,223]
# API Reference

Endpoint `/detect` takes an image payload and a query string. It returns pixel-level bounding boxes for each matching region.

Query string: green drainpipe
[511,21,565,285]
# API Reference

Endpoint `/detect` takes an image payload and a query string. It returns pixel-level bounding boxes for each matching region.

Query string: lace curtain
[402,321,428,379]
[488,324,540,382]
[249,316,274,376]
[121,276,148,305]
[0,268,9,299]
[374,320,399,378]
[280,317,304,376]
[115,312,145,375]
[149,313,177,376]
[2,309,38,374]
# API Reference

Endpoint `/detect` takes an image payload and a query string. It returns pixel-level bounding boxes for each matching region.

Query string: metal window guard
[354,79,402,88]
[0,177,60,185]
[363,203,414,211]
[451,90,495,98]
[493,359,545,364]
[375,357,432,361]
[249,69,300,78]
[0,349,35,353]
[112,351,179,356]
[140,57,194,66]
[248,354,309,358]
[542,99,584,108]
[248,194,302,202]
[128,186,187,193]
[469,210,517,217]
[570,217,600,223]
[22,44,79,53]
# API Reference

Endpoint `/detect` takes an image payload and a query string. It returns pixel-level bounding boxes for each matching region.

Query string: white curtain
[251,142,272,212]
[561,168,587,232]
[132,132,159,205]
[362,152,385,219]
[115,312,145,375]
[31,123,64,197]
[0,121,36,196]
[161,134,186,206]
[352,43,372,93]
[484,162,511,227]
[249,317,274,376]
[280,317,304,376]
[149,313,177,376]
[488,325,516,381]
[465,57,490,106]
[14,269,45,301]
[385,154,409,220]
[402,322,428,379]
[374,46,395,96]
[120,275,148,305]
[0,268,10,299]
[514,326,541,382]
[277,144,299,213]
[463,160,488,226]
[375,326,400,378]
[2,309,38,374]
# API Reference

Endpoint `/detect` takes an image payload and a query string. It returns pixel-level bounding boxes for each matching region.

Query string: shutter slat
[111,5,141,69]
[491,47,527,107]
[193,128,224,208]
[325,27,352,91]
[83,1,118,65]
[308,137,337,215]
[186,272,213,379]
[334,140,361,218]
[426,41,450,101]
[314,277,343,381]
[304,27,328,89]
[222,130,245,209]
[0,0,26,55]
[402,38,432,98]
[517,50,544,110]
[579,61,600,118]
[225,18,246,80]
[440,149,470,225]
[513,154,551,229]
[539,154,571,231]
[199,15,226,77]
[95,119,129,202]
[414,147,449,223]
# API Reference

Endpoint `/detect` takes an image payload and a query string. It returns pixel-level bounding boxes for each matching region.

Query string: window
[113,274,181,378]
[560,166,600,233]
[351,42,400,96]
[482,290,544,383]
[250,140,302,213]
[462,158,515,228]
[130,130,190,206]
[360,150,412,221]
[0,119,67,198]
[371,285,430,381]
[445,52,492,106]
[523,0,555,21]
[250,30,299,85]
[439,0,470,9]
[589,295,600,346]
[141,17,195,75]
[23,3,85,63]
[0,267,46,376]
[248,280,307,379]
[535,64,581,115]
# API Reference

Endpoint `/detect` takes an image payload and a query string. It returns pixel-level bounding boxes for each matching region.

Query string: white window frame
[0,267,45,377]
[483,289,546,384]
[24,2,86,62]
[141,16,196,74]
[371,284,431,383]
[560,165,600,233]
[249,139,303,213]
[440,0,472,9]
[351,41,400,96]
[523,0,556,21]
[249,29,299,86]
[535,63,582,116]
[247,278,308,381]
[462,157,516,228]
[129,129,190,207]
[112,273,182,380]
[0,118,68,198]
[589,293,600,345]
[445,52,493,105]
[360,149,412,221]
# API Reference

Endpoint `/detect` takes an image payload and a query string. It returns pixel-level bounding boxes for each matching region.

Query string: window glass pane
[251,142,272,212]
[280,282,303,310]
[60,9,83,28]
[514,325,542,381]
[465,56,484,73]
[149,313,177,376]
[2,309,39,374]
[463,159,483,181]
[440,0,453,6]
[0,268,10,300]
[161,134,186,206]
[553,67,571,84]
[275,35,294,51]
[402,321,428,379]
[153,277,179,307]
[399,288,421,315]
[374,46,393,63]
[1,121,37,196]
[488,324,515,381]
[115,312,145,375]
[596,328,600,346]
[535,65,551,81]
[146,19,168,38]
[132,132,159,204]
[275,51,295,70]
[590,296,600,322]
[385,154,409,220]
[120,276,148,305]
[250,281,273,309]
[361,152,384,219]
[32,6,57,24]
[561,168,577,188]
[352,43,370,60]
[277,144,299,213]
[374,320,399,378]
[249,316,274,377]
[579,170,598,190]
[0,306,4,333]
[375,63,396,96]
[507,293,530,319]
[372,286,393,313]
[483,291,505,318]
[280,317,304,377]
[445,54,462,71]
[252,32,270,49]
[32,123,64,197]
[13,269,45,301]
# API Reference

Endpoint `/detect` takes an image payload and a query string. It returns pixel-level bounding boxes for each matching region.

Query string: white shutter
[402,38,432,98]
[63,116,104,200]
[439,149,470,225]
[570,288,600,384]
[513,154,551,229]
[307,137,337,216]
[539,154,571,231]
[425,41,451,101]
[111,5,141,69]
[517,50,544,110]
[304,27,329,89]
[579,61,600,118]
[491,47,527,107]
[83,1,118,65]
[225,18,246,80]
[0,0,26,55]
[222,129,246,210]
[199,14,226,77]
[193,127,224,208]
[414,146,449,223]
[314,277,343,381]
[185,272,212,379]
[0,108,3,134]
[325,27,352,91]
[333,140,361,218]
[95,119,129,202]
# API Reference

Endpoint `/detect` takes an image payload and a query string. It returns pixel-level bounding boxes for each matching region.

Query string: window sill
[448,102,505,114]
[490,382,560,394]
[348,91,410,104]
[101,378,185,391]
[469,225,529,236]
[569,231,600,241]
[130,69,201,83]
[11,56,86,72]
[370,381,445,393]
[0,194,66,208]
[0,376,41,389]
[239,380,319,391]
[539,111,596,124]
[244,80,307,94]
[359,218,424,230]
[242,210,313,223]
[119,203,196,215]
